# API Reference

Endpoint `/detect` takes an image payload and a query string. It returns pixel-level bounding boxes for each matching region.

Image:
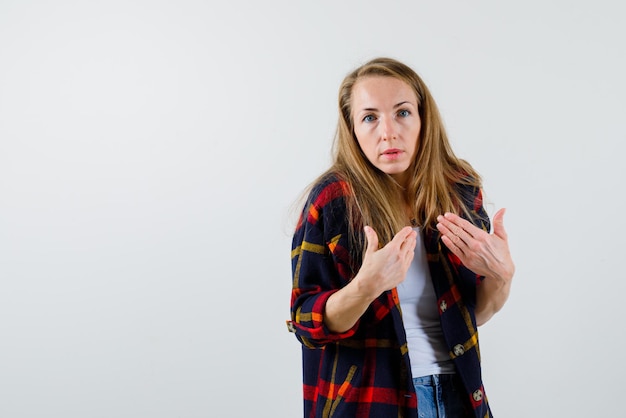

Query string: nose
[380,116,397,141]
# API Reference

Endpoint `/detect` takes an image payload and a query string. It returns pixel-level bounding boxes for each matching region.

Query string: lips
[382,148,403,159]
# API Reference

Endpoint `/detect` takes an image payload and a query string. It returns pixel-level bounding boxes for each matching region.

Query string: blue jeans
[413,374,468,418]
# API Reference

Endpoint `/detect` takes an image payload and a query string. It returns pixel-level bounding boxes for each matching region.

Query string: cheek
[358,140,376,159]
[353,131,369,153]
[410,127,421,151]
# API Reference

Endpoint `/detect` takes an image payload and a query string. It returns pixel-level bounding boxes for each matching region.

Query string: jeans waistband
[412,373,457,386]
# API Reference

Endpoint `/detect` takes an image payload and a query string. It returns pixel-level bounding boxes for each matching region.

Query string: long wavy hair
[308,57,482,251]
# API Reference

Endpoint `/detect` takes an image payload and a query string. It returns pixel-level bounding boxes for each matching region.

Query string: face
[351,76,421,187]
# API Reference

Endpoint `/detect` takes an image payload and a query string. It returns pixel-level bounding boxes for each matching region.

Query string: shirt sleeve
[288,179,359,348]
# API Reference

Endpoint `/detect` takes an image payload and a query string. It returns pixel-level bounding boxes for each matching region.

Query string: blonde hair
[309,57,481,249]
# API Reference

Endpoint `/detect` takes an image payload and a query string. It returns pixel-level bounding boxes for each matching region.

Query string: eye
[362,114,376,123]
[397,109,411,118]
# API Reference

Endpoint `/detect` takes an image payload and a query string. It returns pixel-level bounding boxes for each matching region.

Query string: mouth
[382,148,403,158]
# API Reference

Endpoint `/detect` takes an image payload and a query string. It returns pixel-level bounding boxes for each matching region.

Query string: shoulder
[307,172,351,209]
[452,173,490,230]
[302,172,352,224]
[297,172,352,231]
[452,172,483,210]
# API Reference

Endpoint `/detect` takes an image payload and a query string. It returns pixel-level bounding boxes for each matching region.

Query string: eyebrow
[393,101,413,108]
[359,101,415,112]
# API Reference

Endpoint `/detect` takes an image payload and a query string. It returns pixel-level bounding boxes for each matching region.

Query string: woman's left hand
[436,208,515,282]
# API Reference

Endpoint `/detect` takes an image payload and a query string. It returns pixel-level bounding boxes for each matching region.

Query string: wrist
[352,271,382,302]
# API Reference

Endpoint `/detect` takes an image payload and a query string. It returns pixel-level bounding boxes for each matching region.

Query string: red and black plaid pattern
[289,174,494,418]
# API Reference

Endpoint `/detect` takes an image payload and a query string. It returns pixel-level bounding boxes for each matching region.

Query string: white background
[1,1,624,417]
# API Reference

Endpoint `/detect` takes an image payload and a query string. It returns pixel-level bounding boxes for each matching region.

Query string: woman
[288,57,514,418]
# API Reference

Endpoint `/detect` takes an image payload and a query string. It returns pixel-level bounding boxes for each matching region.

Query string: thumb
[492,208,508,239]
[364,226,379,255]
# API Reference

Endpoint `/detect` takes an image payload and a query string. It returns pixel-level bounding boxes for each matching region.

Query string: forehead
[351,76,416,108]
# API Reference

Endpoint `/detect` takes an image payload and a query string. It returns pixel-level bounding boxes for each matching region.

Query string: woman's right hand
[354,225,417,299]
[323,225,417,333]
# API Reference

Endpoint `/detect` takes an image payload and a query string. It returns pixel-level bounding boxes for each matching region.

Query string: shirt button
[453,344,465,356]
[473,389,483,402]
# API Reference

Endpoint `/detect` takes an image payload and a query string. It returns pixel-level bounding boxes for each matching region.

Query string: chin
[384,167,410,176]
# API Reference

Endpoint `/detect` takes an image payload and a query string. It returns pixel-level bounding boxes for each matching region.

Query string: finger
[436,214,467,240]
[363,226,379,255]
[395,226,415,240]
[390,226,415,248]
[400,229,417,253]
[436,217,471,248]
[403,248,416,270]
[440,233,465,258]
[442,212,480,239]
[400,231,417,268]
[492,208,508,240]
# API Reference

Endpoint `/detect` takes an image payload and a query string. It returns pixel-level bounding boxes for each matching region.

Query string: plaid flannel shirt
[288,173,493,418]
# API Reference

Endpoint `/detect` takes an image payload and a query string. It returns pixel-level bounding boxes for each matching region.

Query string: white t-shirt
[396,228,455,377]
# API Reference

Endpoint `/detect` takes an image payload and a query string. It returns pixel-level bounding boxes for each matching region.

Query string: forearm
[475,274,512,326]
[323,275,380,333]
